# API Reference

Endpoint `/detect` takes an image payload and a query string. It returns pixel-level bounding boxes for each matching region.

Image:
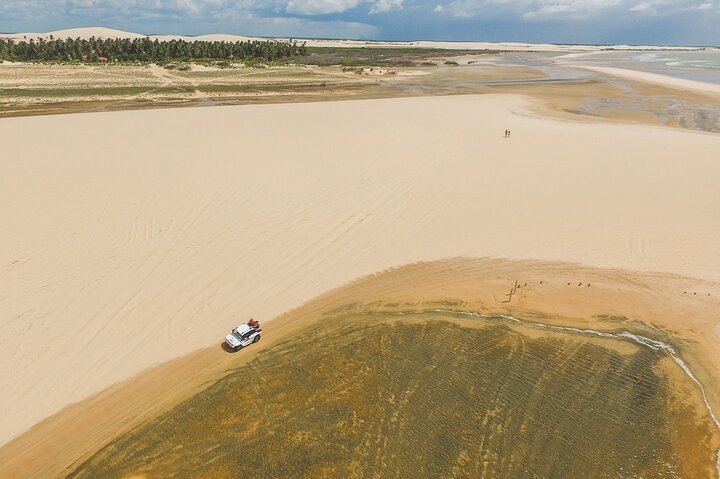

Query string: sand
[576,65,720,97]
[298,39,711,52]
[1,93,720,448]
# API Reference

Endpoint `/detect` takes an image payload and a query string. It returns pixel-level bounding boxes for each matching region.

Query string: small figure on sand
[504,129,512,138]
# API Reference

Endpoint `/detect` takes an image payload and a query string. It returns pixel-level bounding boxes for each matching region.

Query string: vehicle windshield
[232,331,244,341]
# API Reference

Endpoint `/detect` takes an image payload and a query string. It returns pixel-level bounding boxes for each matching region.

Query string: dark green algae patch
[67,317,716,478]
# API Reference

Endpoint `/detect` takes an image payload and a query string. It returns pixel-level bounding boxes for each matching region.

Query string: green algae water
[67,316,717,478]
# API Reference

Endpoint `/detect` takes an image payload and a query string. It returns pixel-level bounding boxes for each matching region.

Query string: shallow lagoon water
[68,312,718,478]
[569,50,720,85]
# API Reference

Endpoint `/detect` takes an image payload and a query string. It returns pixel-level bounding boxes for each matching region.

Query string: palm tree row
[0,36,306,62]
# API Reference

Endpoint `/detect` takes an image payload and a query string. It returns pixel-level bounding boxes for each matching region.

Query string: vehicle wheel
[235,345,243,351]
[253,335,261,343]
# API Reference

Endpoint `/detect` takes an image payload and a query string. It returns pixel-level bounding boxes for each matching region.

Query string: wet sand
[3,57,720,133]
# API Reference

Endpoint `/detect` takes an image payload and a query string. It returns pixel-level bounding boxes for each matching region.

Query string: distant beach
[561,49,720,85]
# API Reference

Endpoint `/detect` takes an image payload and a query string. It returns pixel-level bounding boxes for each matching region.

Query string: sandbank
[576,65,720,97]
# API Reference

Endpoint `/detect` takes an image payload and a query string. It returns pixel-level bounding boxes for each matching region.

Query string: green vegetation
[0,86,196,97]
[66,314,716,478]
[295,46,498,67]
[0,36,305,63]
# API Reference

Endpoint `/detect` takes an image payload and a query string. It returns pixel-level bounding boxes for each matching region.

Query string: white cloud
[175,0,201,13]
[0,0,381,39]
[0,0,718,43]
[523,0,622,18]
[285,0,402,15]
[257,16,379,37]
[286,0,360,14]
[2,0,717,21]
[627,0,719,14]
[440,0,717,18]
[369,0,403,13]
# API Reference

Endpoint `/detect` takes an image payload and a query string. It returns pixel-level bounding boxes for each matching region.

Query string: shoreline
[3,56,720,134]
[573,64,720,96]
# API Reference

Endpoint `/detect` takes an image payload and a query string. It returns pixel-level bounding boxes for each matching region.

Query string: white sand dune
[1,94,720,446]
[295,38,708,51]
[1,27,712,52]
[151,33,257,43]
[5,27,146,41]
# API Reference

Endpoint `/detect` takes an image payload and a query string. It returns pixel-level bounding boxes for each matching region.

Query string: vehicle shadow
[220,342,239,353]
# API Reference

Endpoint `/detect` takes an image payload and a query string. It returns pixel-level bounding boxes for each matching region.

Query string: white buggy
[225,322,261,351]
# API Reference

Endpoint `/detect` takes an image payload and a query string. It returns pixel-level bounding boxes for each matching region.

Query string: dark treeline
[0,36,306,62]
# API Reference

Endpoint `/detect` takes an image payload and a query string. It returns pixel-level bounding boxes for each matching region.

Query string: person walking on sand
[504,129,508,138]
[507,130,511,138]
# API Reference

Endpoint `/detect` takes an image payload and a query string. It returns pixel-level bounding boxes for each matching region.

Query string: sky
[1,0,719,45]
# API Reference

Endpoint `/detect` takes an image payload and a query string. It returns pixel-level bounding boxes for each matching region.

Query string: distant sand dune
[1,94,720,448]
[2,27,146,41]
[1,26,712,52]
